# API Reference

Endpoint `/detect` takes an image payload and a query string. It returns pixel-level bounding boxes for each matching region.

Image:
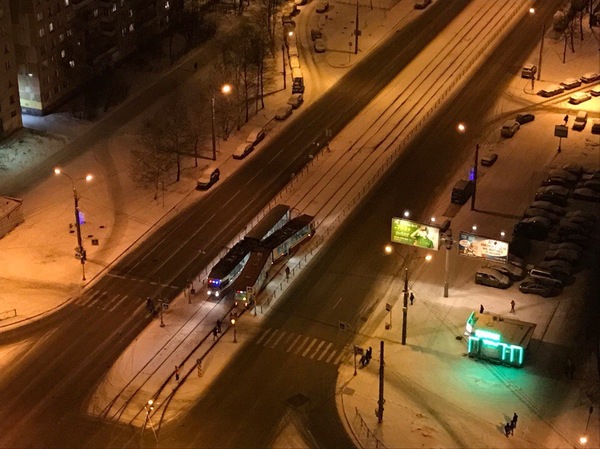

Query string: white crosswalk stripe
[102,294,121,310]
[302,338,318,357]
[264,329,279,347]
[286,335,302,353]
[258,328,343,365]
[256,329,272,345]
[309,341,325,359]
[75,289,101,306]
[318,342,332,361]
[326,350,338,364]
[109,295,128,312]
[271,330,287,348]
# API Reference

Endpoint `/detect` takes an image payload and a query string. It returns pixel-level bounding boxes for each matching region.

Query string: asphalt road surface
[0,0,573,448]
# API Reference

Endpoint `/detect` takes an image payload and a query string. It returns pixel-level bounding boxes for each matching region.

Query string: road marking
[264,329,279,346]
[332,297,343,309]
[283,333,295,346]
[109,295,128,312]
[256,328,272,345]
[271,330,287,348]
[333,350,345,365]
[318,342,333,361]
[76,289,101,305]
[133,301,145,316]
[294,336,310,355]
[302,338,318,358]
[309,341,325,359]
[286,335,302,353]
[89,292,107,307]
[326,349,337,364]
[222,190,240,208]
[102,294,121,311]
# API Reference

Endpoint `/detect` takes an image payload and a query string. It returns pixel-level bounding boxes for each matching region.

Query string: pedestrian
[510,300,515,313]
[410,292,415,305]
[360,353,366,367]
[366,347,372,365]
[193,62,198,70]
[285,266,290,280]
[510,422,515,435]
[175,365,180,382]
[504,422,511,437]
[511,412,518,429]
[212,327,218,340]
[564,114,569,124]
[216,319,222,334]
[480,304,484,314]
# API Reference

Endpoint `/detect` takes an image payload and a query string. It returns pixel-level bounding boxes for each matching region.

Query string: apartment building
[0,0,22,137]
[10,0,173,116]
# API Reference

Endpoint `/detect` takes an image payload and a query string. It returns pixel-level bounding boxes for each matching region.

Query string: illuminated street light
[472,225,477,231]
[403,210,410,218]
[580,435,588,445]
[430,216,436,223]
[211,84,232,161]
[54,168,93,281]
[230,313,237,343]
[500,231,506,238]
[457,122,466,133]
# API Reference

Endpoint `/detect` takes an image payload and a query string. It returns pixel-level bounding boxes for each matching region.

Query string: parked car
[523,207,559,223]
[475,268,512,289]
[592,120,600,135]
[515,113,535,124]
[196,166,220,190]
[558,222,589,237]
[541,177,575,189]
[539,260,574,282]
[581,72,600,83]
[573,111,588,131]
[414,0,431,8]
[562,164,584,177]
[535,186,569,207]
[480,153,498,167]
[233,143,254,160]
[591,85,600,96]
[549,168,579,183]
[519,280,561,298]
[513,217,551,240]
[581,179,600,192]
[481,262,525,281]
[529,268,564,287]
[529,200,566,216]
[521,63,537,79]
[310,29,323,41]
[538,85,564,97]
[313,39,326,53]
[500,120,520,138]
[275,105,293,120]
[544,249,580,264]
[581,170,600,181]
[559,216,594,231]
[572,188,600,202]
[287,94,303,109]
[561,78,582,89]
[246,127,266,145]
[565,210,596,222]
[556,232,590,246]
[569,92,591,105]
[315,0,329,12]
[548,242,583,255]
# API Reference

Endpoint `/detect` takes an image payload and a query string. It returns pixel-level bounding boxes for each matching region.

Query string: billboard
[391,218,440,250]
[457,232,509,262]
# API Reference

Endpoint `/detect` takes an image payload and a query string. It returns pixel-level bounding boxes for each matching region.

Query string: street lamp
[54,168,93,281]
[230,312,237,343]
[529,8,545,82]
[211,83,232,161]
[384,245,431,345]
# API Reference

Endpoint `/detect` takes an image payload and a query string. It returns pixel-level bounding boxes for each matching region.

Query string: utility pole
[282,44,287,90]
[471,143,479,211]
[537,22,545,80]
[444,231,453,298]
[211,94,217,161]
[402,267,408,345]
[354,1,360,55]
[377,340,384,423]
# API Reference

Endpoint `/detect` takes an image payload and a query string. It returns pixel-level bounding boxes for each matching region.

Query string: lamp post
[141,399,158,442]
[580,406,594,447]
[384,245,432,345]
[529,8,546,83]
[211,84,232,161]
[54,168,92,281]
[230,312,237,343]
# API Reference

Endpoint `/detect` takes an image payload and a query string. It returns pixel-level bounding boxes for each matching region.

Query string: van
[196,165,220,190]
[289,56,300,69]
[529,268,563,287]
[451,179,474,205]
[521,63,537,79]
[246,127,266,145]
[292,68,304,94]
[573,111,588,130]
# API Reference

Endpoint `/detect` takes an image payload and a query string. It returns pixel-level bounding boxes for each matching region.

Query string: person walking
[410,292,415,305]
[480,304,484,314]
[504,422,511,437]
[175,365,180,382]
[285,266,290,280]
[212,327,218,340]
[216,319,222,334]
[366,347,372,365]
[510,300,515,313]
[511,413,518,429]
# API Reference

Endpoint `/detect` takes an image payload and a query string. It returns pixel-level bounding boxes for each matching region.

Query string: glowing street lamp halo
[457,122,466,133]
[529,7,535,14]
[425,254,432,262]
[221,84,232,94]
[54,167,62,175]
[403,210,410,218]
[580,435,588,445]
[384,244,393,254]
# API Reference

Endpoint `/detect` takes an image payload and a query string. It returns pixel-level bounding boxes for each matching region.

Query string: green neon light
[475,329,501,341]
[468,336,478,353]
[510,345,524,366]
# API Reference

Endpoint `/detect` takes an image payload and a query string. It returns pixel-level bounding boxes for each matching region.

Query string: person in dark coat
[480,304,484,314]
[504,422,511,437]
[410,292,415,305]
[511,413,518,429]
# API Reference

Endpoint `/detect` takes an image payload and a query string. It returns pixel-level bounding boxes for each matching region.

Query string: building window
[65,0,69,5]
[93,8,98,16]
[112,3,116,11]
[49,22,54,32]
[129,23,134,31]
[47,75,51,83]
[39,28,45,37]
[40,45,46,55]
[69,60,74,68]
[66,29,72,36]
[37,12,43,21]
[11,110,16,117]
[58,33,64,42]
[128,8,132,16]
[164,1,169,9]
[4,60,10,70]
[54,86,59,94]
[4,44,9,54]
[120,0,124,6]
[121,28,126,37]
[60,49,65,58]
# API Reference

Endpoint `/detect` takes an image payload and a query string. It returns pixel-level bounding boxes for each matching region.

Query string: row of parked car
[521,64,600,100]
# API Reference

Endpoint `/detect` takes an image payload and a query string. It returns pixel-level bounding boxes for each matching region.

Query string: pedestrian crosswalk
[74,291,146,315]
[255,328,349,366]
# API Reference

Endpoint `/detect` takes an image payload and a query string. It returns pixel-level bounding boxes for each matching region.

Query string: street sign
[339,321,347,331]
[554,125,568,138]
[385,303,392,312]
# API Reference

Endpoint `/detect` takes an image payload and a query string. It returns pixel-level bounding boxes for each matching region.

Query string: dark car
[482,262,525,281]
[515,113,535,124]
[519,280,561,298]
[557,233,590,246]
[523,207,559,223]
[535,186,569,207]
[539,260,573,283]
[513,217,551,240]
[541,177,575,189]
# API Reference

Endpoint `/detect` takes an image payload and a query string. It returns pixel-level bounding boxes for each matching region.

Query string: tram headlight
[215,291,219,297]
[208,290,212,296]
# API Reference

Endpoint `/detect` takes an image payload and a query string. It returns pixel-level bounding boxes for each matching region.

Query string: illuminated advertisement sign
[457,232,508,262]
[391,218,440,250]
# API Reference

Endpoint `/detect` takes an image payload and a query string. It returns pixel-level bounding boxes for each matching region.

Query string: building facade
[0,0,22,137]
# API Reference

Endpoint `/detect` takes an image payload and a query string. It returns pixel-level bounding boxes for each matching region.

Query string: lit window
[28,73,33,77]
[93,8,98,17]
[69,60,74,68]
[49,22,54,32]
[128,8,132,16]
[66,29,72,36]
[58,33,64,42]
[164,1,169,9]
[39,28,45,37]
[36,12,43,21]
[64,0,69,5]
[121,28,126,36]
[129,23,134,31]
[61,49,65,57]
[112,3,116,11]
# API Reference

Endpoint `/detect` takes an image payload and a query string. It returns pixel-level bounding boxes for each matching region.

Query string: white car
[561,78,582,89]
[294,0,306,5]
[316,1,329,12]
[538,85,564,97]
[287,94,303,109]
[275,105,293,120]
[569,92,591,104]
[500,120,520,138]
[313,39,326,53]
[591,85,600,97]
[233,143,253,160]
[581,72,600,83]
